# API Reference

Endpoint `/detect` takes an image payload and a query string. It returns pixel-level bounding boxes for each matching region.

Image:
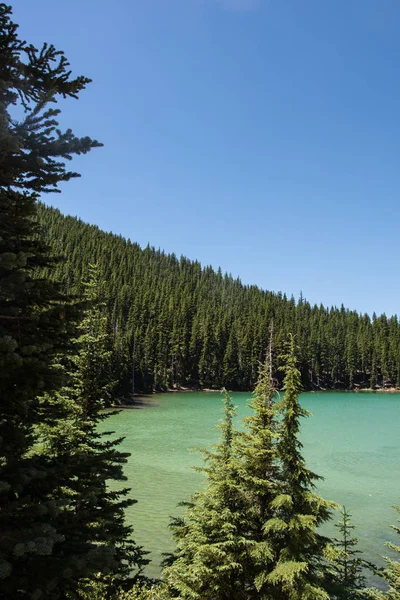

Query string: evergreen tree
[222,325,240,389]
[267,334,334,599]
[40,264,148,596]
[367,505,400,600]
[0,4,101,596]
[79,581,171,600]
[327,506,370,599]
[36,202,400,395]
[165,390,250,599]
[166,333,338,600]
[234,334,281,598]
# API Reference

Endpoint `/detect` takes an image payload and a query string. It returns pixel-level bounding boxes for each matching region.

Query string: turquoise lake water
[102,391,400,579]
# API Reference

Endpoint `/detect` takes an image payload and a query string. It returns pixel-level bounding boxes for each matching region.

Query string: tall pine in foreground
[166,334,338,600]
[40,265,148,596]
[0,4,102,596]
[165,390,250,599]
[234,334,281,598]
[267,334,334,599]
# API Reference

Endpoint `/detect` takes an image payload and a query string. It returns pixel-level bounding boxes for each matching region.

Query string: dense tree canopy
[36,202,400,396]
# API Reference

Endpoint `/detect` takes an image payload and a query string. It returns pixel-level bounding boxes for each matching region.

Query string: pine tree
[366,505,400,600]
[78,581,171,600]
[222,325,240,389]
[0,4,101,596]
[383,504,400,599]
[326,506,370,599]
[165,390,250,600]
[40,264,149,596]
[267,334,334,599]
[234,333,281,598]
[34,201,400,395]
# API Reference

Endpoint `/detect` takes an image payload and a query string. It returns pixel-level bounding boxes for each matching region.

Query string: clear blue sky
[14,0,400,317]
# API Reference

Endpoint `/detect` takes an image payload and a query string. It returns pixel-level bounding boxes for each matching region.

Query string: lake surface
[102,391,400,580]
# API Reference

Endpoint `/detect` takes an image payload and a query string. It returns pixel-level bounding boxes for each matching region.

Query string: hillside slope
[37,203,400,394]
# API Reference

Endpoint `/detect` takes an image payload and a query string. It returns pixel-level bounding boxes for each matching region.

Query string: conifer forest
[0,4,399,599]
[36,202,400,397]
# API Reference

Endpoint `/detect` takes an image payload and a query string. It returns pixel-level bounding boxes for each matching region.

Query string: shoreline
[112,386,400,408]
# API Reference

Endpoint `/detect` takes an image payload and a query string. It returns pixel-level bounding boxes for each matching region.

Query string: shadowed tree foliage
[40,264,149,596]
[0,3,109,596]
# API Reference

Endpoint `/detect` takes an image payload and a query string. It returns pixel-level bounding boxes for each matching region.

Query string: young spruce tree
[165,390,250,600]
[0,4,101,596]
[234,333,281,598]
[267,334,334,600]
[382,504,400,599]
[366,504,400,600]
[327,506,370,599]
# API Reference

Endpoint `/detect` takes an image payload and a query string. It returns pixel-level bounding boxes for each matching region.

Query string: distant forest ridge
[37,202,400,394]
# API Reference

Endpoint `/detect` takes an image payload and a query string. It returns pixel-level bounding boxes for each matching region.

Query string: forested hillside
[37,203,400,394]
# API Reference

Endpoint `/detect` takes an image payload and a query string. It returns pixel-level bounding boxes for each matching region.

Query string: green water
[103,392,400,579]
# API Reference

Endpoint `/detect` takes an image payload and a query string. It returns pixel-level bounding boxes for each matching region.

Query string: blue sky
[14,0,400,317]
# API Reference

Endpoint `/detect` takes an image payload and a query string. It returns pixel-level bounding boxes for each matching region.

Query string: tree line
[1,3,399,598]
[36,203,400,396]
